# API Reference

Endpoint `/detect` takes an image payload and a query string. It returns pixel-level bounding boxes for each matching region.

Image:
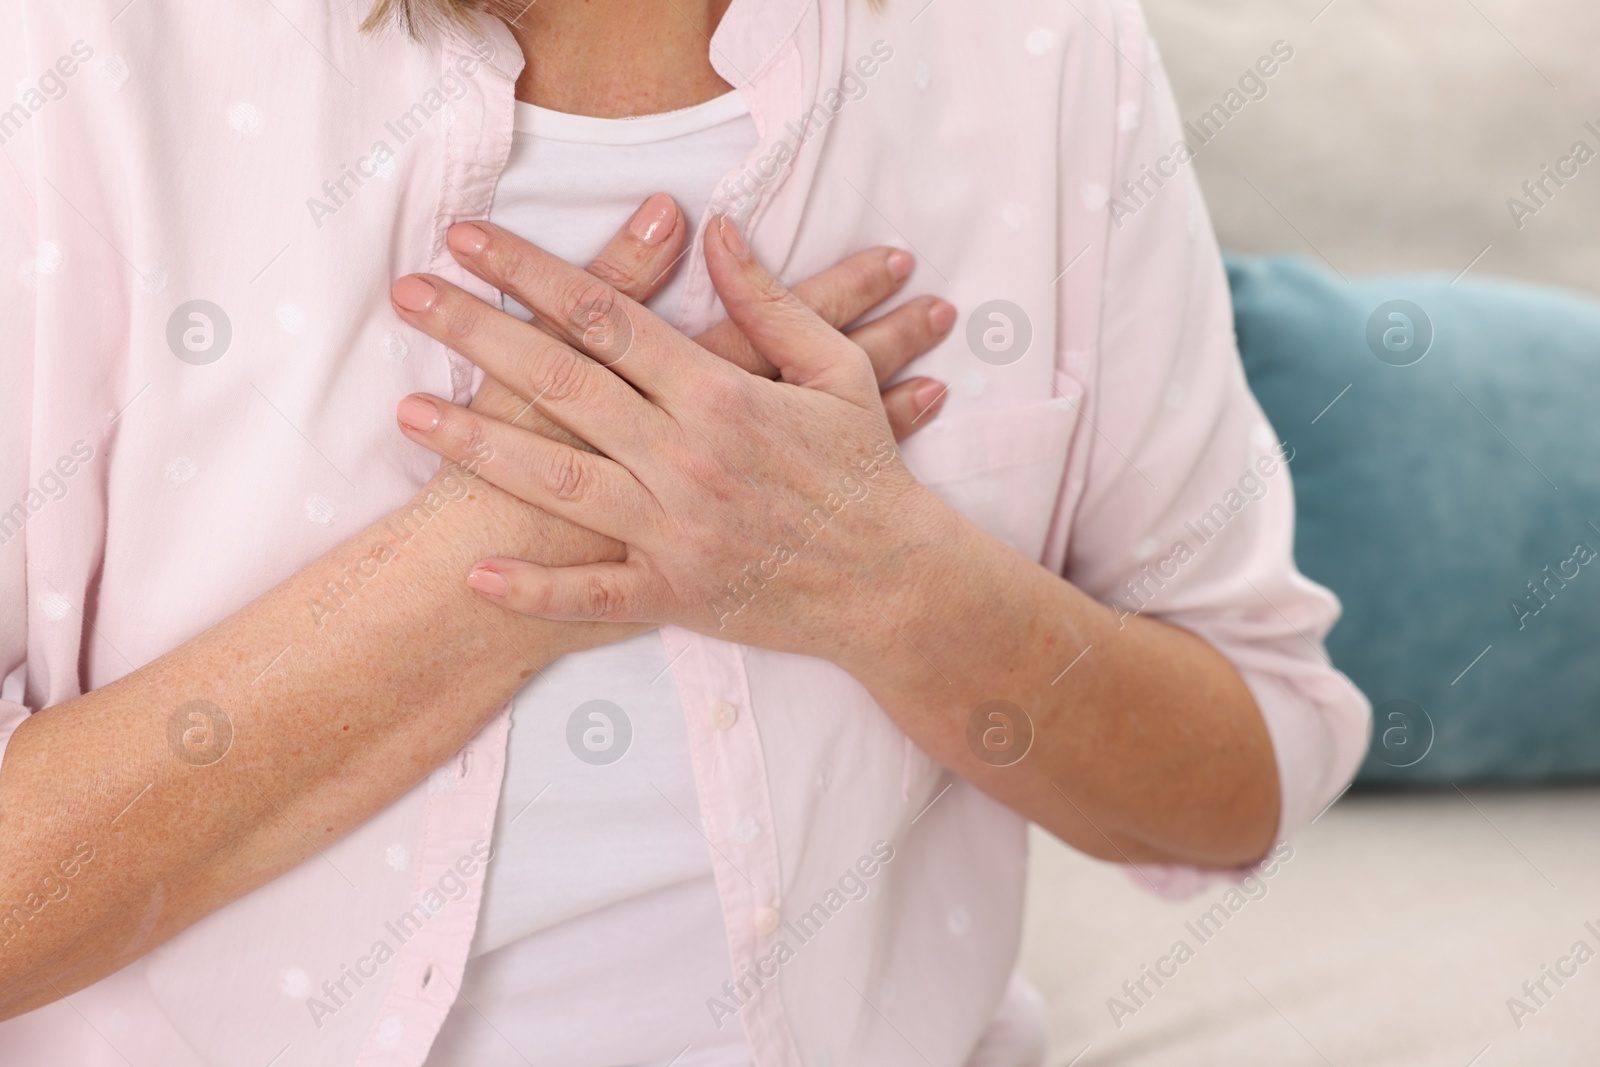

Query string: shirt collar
[709,0,818,88]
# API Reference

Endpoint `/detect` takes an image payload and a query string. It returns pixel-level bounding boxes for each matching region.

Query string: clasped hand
[389,209,963,663]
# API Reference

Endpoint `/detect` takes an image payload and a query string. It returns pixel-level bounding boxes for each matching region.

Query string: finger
[466,374,591,463]
[691,319,774,377]
[792,247,915,331]
[582,192,689,305]
[467,374,588,452]
[466,557,653,623]
[879,377,948,441]
[468,195,685,436]
[693,253,948,384]
[846,296,958,385]
[444,219,712,396]
[395,392,653,541]
[390,274,662,460]
[695,247,913,377]
[702,216,876,401]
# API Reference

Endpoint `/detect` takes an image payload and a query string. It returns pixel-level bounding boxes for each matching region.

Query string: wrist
[832,488,992,699]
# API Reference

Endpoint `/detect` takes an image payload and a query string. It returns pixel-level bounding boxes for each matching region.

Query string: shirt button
[710,701,738,730]
[753,906,781,936]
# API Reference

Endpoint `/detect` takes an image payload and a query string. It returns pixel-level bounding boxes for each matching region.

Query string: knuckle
[455,416,495,470]
[492,237,546,302]
[752,271,799,311]
[535,347,591,405]
[541,448,589,503]
[564,279,633,363]
[565,278,622,327]
[582,573,619,619]
[441,291,486,344]
[585,254,637,292]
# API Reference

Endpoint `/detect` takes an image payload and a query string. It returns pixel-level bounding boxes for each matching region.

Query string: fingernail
[886,249,914,282]
[629,193,676,245]
[929,300,958,336]
[915,380,947,412]
[448,222,489,256]
[392,275,439,313]
[397,394,440,433]
[467,566,509,598]
[718,215,751,259]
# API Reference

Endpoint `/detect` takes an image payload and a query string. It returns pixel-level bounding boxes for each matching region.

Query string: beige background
[1143,0,1600,294]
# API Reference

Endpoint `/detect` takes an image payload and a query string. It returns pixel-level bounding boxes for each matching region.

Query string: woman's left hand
[391,217,1284,874]
[389,215,963,663]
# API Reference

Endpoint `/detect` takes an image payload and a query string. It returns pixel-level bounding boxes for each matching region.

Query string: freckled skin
[0,466,635,1018]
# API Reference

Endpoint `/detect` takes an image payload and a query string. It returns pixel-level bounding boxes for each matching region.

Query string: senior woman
[0,0,1368,1063]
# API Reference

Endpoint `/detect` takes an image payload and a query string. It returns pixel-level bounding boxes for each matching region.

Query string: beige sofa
[1022,791,1600,1064]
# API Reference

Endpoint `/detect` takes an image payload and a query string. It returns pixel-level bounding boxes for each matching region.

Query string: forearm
[843,508,1279,869]
[0,468,629,1018]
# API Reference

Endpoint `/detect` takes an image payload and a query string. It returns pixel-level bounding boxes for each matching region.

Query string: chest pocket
[899,388,1082,563]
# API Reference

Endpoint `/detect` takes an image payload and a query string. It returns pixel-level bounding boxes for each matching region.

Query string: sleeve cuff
[1120,665,1370,899]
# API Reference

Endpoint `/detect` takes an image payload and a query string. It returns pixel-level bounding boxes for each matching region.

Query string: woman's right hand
[461,191,953,445]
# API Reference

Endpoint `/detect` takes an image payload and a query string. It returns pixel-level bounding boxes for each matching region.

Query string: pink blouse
[0,0,1370,1063]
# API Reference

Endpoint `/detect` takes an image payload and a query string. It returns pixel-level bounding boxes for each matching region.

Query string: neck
[505,0,736,117]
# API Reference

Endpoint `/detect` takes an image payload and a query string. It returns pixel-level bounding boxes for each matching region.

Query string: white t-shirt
[423,92,759,1067]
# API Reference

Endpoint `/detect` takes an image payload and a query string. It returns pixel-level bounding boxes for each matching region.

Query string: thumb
[703,215,876,401]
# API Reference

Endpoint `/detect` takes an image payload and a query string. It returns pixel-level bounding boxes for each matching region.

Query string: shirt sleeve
[1058,1,1371,895]
[0,28,39,766]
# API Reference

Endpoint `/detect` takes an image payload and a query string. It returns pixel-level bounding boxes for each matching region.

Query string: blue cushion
[1226,254,1600,783]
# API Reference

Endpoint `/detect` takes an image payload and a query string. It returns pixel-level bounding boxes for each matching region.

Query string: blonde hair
[361,0,522,36]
